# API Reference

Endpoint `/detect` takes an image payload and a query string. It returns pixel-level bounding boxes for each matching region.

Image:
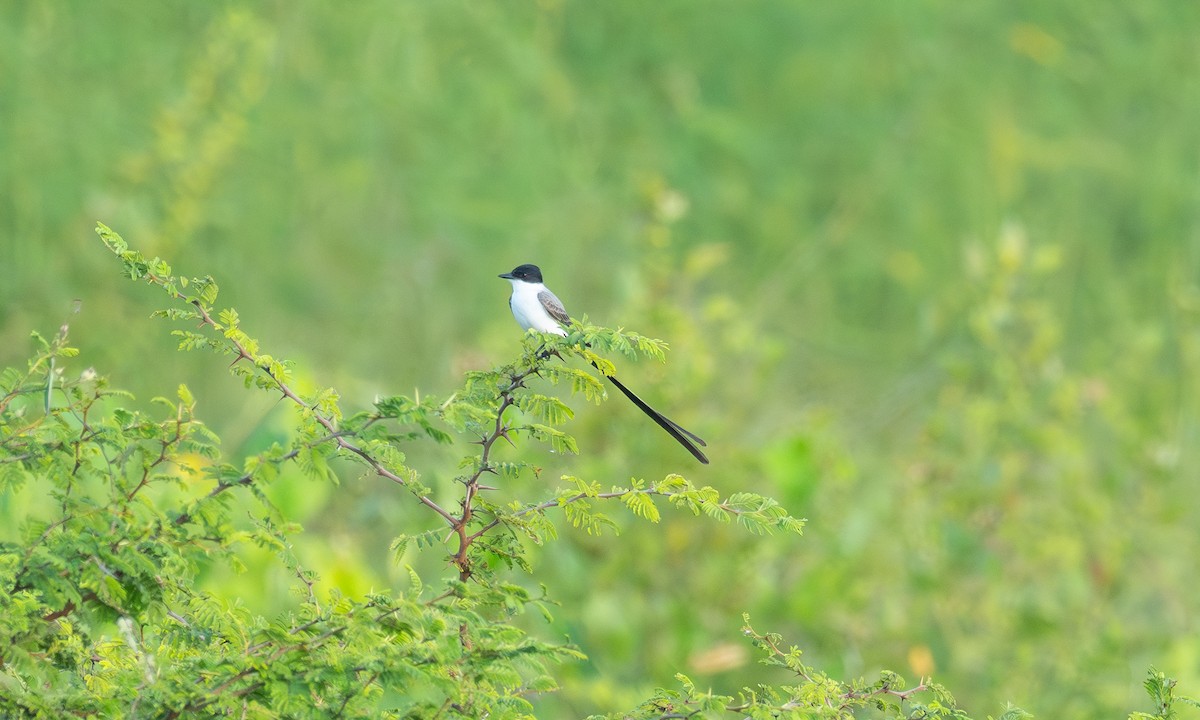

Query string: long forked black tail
[605,374,709,464]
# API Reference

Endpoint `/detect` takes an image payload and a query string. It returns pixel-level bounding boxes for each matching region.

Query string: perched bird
[499,263,708,464]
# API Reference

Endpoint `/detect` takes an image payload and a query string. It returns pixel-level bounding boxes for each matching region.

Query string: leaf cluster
[0,312,575,718]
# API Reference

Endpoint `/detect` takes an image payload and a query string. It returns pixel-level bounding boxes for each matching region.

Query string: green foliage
[0,229,814,717]
[587,622,1196,720]
[593,616,971,720]
[0,226,1187,718]
[0,290,581,718]
[1130,669,1200,720]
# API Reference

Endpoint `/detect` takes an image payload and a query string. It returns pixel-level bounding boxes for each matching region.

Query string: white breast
[507,280,568,336]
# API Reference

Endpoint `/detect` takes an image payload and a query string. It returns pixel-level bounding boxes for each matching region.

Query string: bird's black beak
[498,272,514,279]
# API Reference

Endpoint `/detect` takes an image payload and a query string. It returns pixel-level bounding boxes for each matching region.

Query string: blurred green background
[3,1,1199,717]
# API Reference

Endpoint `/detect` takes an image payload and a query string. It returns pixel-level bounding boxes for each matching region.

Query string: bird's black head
[498,264,543,283]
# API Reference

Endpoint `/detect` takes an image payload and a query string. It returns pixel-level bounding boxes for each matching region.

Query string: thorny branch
[140,268,559,588]
[449,358,542,582]
[156,285,458,526]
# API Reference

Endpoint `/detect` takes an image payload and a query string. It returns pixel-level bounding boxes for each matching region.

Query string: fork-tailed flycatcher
[499,263,709,464]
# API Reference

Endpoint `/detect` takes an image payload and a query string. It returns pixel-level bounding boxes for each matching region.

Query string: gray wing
[537,289,572,326]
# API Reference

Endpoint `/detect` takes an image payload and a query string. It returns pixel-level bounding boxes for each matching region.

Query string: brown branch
[447,359,543,583]
[171,294,457,526]
[125,414,184,502]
